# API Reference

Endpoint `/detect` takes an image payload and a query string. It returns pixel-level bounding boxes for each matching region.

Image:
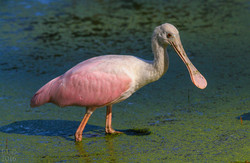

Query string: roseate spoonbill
[30,23,207,141]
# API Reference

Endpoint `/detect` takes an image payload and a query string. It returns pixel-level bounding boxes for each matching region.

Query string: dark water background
[0,0,249,162]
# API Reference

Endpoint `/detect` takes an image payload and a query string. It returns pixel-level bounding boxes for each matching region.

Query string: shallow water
[0,0,249,162]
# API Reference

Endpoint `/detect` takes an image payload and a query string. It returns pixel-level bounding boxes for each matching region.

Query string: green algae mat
[0,0,249,162]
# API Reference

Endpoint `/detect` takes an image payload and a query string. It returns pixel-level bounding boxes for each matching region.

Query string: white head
[153,23,180,46]
[153,23,207,89]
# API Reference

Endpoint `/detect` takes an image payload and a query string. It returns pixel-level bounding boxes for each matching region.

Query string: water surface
[0,0,249,162]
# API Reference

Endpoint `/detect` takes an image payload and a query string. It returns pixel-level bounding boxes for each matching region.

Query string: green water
[0,0,249,162]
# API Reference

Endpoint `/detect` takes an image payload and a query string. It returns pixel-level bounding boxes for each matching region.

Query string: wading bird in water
[30,23,207,142]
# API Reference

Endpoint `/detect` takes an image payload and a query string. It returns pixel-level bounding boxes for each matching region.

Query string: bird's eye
[167,33,172,38]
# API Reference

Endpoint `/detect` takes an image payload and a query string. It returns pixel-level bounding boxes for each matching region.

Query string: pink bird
[30,23,207,142]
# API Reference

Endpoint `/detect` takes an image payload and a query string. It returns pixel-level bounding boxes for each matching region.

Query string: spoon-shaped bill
[170,37,207,89]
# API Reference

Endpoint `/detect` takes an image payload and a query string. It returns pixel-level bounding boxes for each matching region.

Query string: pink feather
[30,57,132,108]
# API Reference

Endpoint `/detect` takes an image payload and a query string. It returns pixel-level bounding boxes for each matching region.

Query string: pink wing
[30,58,132,107]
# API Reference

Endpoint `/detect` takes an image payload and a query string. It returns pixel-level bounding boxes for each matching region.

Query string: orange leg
[75,107,96,142]
[105,105,122,134]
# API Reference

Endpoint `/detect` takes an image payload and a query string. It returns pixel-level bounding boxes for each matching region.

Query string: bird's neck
[132,36,169,91]
[151,36,169,80]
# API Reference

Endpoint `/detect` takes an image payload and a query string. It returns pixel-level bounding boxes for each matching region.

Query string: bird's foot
[105,128,123,135]
[75,133,83,142]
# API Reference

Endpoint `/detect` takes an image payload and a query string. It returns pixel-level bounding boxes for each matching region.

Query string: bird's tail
[30,77,58,108]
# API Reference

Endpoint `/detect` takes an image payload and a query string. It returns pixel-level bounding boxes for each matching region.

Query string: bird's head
[153,23,179,46]
[154,23,207,89]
